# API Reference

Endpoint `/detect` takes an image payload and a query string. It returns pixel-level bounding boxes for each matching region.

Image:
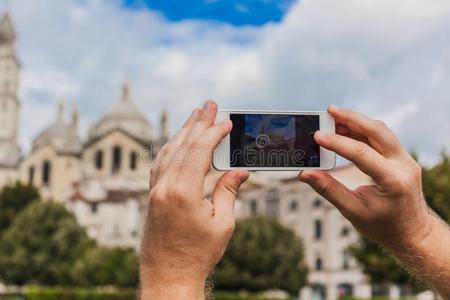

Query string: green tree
[0,201,94,285]
[0,181,40,234]
[348,238,413,285]
[213,216,307,295]
[71,246,139,287]
[422,152,450,222]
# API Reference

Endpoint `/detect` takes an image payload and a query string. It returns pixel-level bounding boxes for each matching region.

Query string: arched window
[95,150,103,170]
[289,200,298,211]
[130,151,138,170]
[314,219,322,240]
[42,160,51,185]
[28,166,35,185]
[91,203,98,214]
[265,189,279,219]
[313,198,322,208]
[112,146,121,174]
[315,256,323,270]
[341,226,351,237]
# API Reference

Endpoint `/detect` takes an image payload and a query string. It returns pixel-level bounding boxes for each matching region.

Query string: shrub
[24,286,136,300]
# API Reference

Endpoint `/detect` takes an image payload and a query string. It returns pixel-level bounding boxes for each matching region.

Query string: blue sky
[122,0,296,26]
[2,0,450,165]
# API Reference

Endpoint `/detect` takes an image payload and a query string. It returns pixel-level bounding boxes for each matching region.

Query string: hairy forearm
[139,277,205,300]
[140,284,205,300]
[139,267,206,300]
[389,211,450,298]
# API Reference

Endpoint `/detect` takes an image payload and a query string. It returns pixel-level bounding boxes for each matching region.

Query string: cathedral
[0,12,167,249]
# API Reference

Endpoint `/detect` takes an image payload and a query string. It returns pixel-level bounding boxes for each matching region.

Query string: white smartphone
[213,110,336,171]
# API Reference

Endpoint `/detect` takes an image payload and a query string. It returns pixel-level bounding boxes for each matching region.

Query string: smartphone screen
[229,113,320,168]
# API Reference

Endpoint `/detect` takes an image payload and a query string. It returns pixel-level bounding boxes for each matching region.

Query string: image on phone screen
[230,114,320,168]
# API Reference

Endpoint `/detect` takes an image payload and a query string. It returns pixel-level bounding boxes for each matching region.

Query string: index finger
[315,131,393,183]
[178,120,232,177]
[328,105,405,157]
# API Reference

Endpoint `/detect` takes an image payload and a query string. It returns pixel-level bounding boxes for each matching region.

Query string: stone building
[0,12,20,187]
[232,166,374,300]
[18,80,167,249]
[0,11,167,250]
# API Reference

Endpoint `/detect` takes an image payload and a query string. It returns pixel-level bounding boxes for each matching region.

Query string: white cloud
[1,0,450,165]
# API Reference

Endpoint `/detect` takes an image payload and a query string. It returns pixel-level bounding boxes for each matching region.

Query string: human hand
[140,100,249,300]
[298,105,432,251]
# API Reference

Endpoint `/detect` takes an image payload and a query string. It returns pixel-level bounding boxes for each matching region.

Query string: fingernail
[298,172,312,183]
[238,172,249,182]
[204,100,215,111]
[225,119,233,130]
[315,131,323,139]
[328,104,339,113]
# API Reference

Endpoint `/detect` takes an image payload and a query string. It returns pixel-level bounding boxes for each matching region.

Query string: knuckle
[222,183,238,197]
[179,140,191,150]
[392,179,411,194]
[189,140,207,151]
[353,143,369,157]
[392,162,422,193]
[316,179,330,197]
[167,184,187,202]
[149,185,166,204]
[374,119,387,130]
[390,169,419,194]
[195,119,210,129]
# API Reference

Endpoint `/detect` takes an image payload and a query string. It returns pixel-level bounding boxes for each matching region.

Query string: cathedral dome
[88,81,153,142]
[32,102,82,154]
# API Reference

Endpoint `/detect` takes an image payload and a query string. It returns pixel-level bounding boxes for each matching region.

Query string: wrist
[388,209,437,254]
[140,267,206,300]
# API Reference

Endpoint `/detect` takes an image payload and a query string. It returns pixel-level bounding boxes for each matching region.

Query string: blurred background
[0,0,449,300]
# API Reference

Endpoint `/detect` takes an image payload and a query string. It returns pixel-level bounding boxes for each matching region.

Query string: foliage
[0,182,40,235]
[422,152,450,222]
[71,247,139,288]
[213,216,307,295]
[0,201,94,286]
[0,183,139,288]
[214,291,292,300]
[24,286,136,300]
[348,239,414,285]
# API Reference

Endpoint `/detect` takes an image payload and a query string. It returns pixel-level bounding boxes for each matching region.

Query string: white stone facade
[0,12,167,249]
[67,177,148,250]
[234,166,375,300]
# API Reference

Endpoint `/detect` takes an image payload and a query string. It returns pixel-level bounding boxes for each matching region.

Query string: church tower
[0,12,20,167]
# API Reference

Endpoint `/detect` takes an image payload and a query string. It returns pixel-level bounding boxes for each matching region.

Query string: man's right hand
[299,105,450,297]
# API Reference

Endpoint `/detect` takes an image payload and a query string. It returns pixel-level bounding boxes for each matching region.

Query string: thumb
[212,171,249,226]
[298,170,360,218]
